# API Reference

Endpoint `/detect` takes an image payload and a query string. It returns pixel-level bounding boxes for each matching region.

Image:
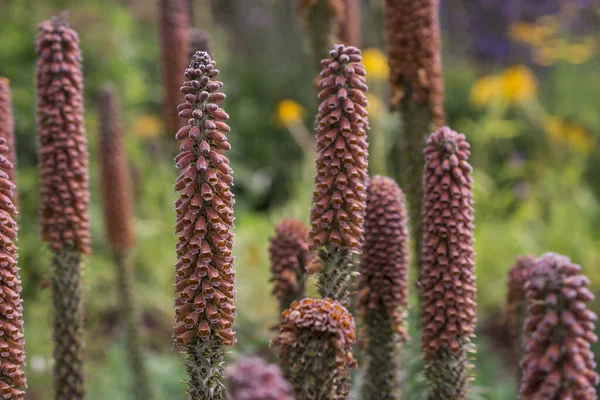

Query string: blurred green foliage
[0,0,599,398]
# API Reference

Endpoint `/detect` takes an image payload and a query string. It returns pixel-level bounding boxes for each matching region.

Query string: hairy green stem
[425,345,472,400]
[317,249,353,308]
[52,247,85,400]
[114,250,152,400]
[186,338,226,400]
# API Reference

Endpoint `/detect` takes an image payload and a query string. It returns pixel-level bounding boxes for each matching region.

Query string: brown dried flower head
[98,85,134,252]
[384,0,445,126]
[358,176,409,341]
[269,219,311,303]
[173,51,236,348]
[0,135,26,398]
[227,357,293,400]
[309,44,369,253]
[520,253,599,400]
[160,0,190,139]
[0,79,17,209]
[421,126,476,355]
[36,15,91,255]
[505,255,535,337]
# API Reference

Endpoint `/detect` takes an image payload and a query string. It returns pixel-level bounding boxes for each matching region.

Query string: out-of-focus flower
[545,116,595,154]
[275,99,306,127]
[509,19,558,47]
[502,65,536,103]
[469,75,504,108]
[565,38,597,64]
[132,114,162,139]
[362,48,389,80]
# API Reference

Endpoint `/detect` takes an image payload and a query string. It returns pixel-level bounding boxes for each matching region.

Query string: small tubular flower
[421,127,476,399]
[173,51,234,400]
[505,256,535,347]
[384,0,444,127]
[98,85,134,252]
[160,0,190,139]
[36,15,91,256]
[227,357,293,400]
[0,133,25,398]
[0,79,18,209]
[269,219,311,312]
[272,298,356,400]
[520,253,599,400]
[358,175,409,338]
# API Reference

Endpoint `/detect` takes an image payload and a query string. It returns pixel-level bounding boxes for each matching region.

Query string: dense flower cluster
[98,85,134,251]
[227,357,293,400]
[269,219,311,307]
[520,253,599,399]
[36,16,90,255]
[384,0,444,127]
[0,136,25,398]
[505,255,535,339]
[173,51,236,348]
[272,298,356,399]
[309,44,369,253]
[358,175,409,340]
[0,79,17,209]
[160,0,190,139]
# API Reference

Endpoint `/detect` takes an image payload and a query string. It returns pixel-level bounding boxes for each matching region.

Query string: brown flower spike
[520,253,598,400]
[421,127,476,399]
[384,0,444,126]
[0,79,18,209]
[0,112,26,398]
[160,0,190,140]
[36,15,90,399]
[310,43,369,307]
[227,357,293,400]
[173,51,235,399]
[272,298,356,400]
[98,85,134,251]
[269,219,311,312]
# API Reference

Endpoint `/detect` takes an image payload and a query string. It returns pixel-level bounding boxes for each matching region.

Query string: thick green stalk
[362,303,402,400]
[114,250,152,400]
[317,249,353,308]
[186,338,226,400]
[52,247,85,400]
[425,345,472,400]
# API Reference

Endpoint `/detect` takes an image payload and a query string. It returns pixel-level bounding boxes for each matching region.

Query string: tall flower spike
[227,357,293,400]
[505,255,535,385]
[0,116,26,399]
[359,176,409,400]
[269,219,311,313]
[520,253,599,400]
[272,298,357,400]
[384,0,445,285]
[36,14,90,399]
[98,85,152,400]
[173,51,235,400]
[309,43,369,307]
[297,0,345,75]
[0,79,18,209]
[421,127,476,399]
[160,0,190,140]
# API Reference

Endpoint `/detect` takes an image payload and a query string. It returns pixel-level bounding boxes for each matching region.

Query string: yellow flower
[132,114,162,139]
[533,46,560,66]
[365,93,384,118]
[566,38,596,65]
[545,116,595,154]
[275,99,306,126]
[501,66,536,103]
[469,75,504,108]
[362,48,389,80]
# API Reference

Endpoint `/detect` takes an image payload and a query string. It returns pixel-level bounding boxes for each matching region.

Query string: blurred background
[1,0,600,398]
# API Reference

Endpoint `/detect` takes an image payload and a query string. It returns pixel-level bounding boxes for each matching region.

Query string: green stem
[186,338,226,400]
[52,247,85,400]
[114,249,153,400]
[317,248,353,308]
[425,344,472,400]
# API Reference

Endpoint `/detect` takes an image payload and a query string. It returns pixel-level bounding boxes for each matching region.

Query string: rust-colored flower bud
[0,130,25,399]
[421,126,476,399]
[227,357,293,400]
[384,0,444,126]
[269,219,311,312]
[173,51,234,400]
[36,15,90,255]
[98,85,134,252]
[0,79,18,210]
[359,176,409,400]
[520,253,599,400]
[159,0,190,139]
[272,298,357,400]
